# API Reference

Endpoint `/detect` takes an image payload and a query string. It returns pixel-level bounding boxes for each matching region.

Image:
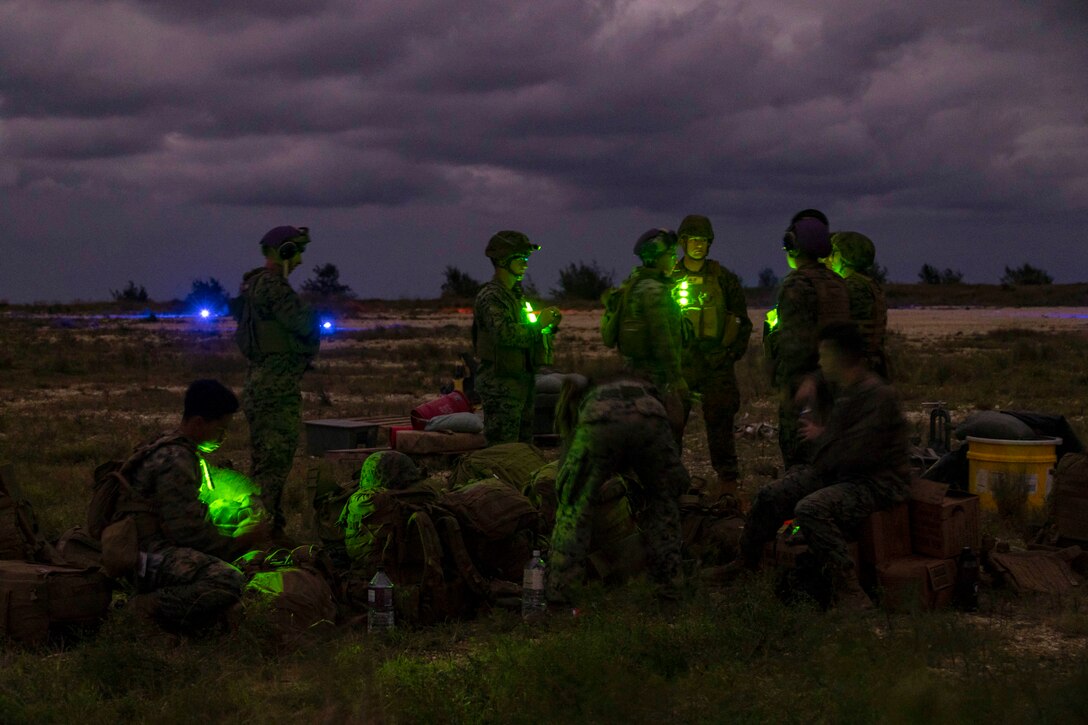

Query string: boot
[833,568,874,612]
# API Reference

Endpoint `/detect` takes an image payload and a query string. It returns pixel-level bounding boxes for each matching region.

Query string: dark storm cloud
[1,0,1086,302]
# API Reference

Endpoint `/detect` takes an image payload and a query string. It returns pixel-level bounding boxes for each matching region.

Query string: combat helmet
[357,451,424,493]
[634,228,678,265]
[485,230,540,262]
[259,225,310,260]
[678,214,714,243]
[830,231,875,271]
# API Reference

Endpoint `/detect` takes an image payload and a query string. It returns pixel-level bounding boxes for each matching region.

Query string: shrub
[302,263,355,299]
[440,266,483,299]
[1000,263,1053,286]
[757,267,779,289]
[918,264,963,285]
[184,277,230,315]
[110,281,149,302]
[551,260,613,301]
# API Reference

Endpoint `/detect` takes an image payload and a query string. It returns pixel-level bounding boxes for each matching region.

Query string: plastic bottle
[522,550,547,620]
[367,567,395,632]
[955,546,980,612]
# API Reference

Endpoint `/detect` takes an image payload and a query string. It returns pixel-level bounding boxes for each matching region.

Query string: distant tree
[918,264,963,285]
[757,267,779,289]
[870,263,889,284]
[111,280,149,302]
[1001,263,1053,286]
[184,277,230,314]
[302,263,354,299]
[551,260,614,301]
[440,266,483,299]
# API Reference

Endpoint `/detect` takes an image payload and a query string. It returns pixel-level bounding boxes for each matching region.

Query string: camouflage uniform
[673,259,752,479]
[547,380,690,602]
[764,261,849,467]
[338,451,427,563]
[844,273,889,379]
[123,433,248,629]
[738,373,911,571]
[473,280,548,445]
[236,267,320,532]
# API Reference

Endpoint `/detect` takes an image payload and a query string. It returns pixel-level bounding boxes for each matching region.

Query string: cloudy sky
[1,0,1086,303]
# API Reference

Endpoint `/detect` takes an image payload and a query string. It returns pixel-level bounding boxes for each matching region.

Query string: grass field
[1,302,1087,723]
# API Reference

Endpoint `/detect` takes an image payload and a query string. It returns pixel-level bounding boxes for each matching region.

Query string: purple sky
[1,0,1086,303]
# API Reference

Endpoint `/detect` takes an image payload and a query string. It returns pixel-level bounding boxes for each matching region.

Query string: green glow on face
[198,462,263,537]
[765,308,779,330]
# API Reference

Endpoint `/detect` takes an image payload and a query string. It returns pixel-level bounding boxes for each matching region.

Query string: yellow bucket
[966,436,1061,512]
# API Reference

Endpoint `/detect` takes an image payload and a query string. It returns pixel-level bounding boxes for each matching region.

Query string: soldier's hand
[799,418,826,442]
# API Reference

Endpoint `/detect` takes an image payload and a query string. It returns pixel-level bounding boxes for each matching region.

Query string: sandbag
[955,411,1035,441]
[424,412,485,434]
[0,561,112,644]
[448,442,548,491]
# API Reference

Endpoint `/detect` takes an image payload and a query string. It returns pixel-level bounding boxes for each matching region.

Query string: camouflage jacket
[236,267,320,366]
[125,432,240,559]
[765,261,849,390]
[672,258,752,360]
[622,267,684,388]
[844,272,887,363]
[811,373,911,503]
[472,280,545,376]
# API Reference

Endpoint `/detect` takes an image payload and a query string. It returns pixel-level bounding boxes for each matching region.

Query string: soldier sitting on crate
[708,322,910,610]
[107,380,270,630]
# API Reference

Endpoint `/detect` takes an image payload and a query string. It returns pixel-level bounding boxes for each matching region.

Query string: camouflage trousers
[777,394,814,470]
[547,410,689,602]
[682,352,741,479]
[476,367,534,445]
[142,545,245,630]
[740,466,883,572]
[243,361,304,531]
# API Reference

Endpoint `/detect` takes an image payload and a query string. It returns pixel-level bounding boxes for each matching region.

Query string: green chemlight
[765,308,779,330]
[524,300,538,324]
[198,462,263,537]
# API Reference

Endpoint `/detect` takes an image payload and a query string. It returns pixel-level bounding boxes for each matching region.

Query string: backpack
[448,442,548,491]
[86,434,186,542]
[0,560,113,645]
[0,465,65,565]
[339,488,489,625]
[439,479,544,581]
[600,280,634,349]
[240,546,339,650]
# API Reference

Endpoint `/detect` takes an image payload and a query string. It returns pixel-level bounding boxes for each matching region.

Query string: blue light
[199,308,211,319]
[321,319,335,333]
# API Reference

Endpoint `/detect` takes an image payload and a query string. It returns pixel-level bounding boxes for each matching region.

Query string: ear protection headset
[277,226,309,260]
[782,209,828,254]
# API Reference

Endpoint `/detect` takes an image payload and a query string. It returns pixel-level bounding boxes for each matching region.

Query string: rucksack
[0,560,112,645]
[86,434,186,542]
[448,442,548,491]
[0,465,65,565]
[240,546,339,650]
[339,488,489,625]
[439,479,544,581]
[600,280,634,349]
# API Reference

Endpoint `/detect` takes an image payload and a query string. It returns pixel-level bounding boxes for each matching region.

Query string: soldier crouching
[547,377,690,605]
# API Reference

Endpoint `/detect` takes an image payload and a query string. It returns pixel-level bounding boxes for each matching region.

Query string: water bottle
[367,567,395,632]
[955,547,980,612]
[521,550,547,620]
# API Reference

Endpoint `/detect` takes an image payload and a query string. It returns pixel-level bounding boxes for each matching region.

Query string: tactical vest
[472,283,536,376]
[234,270,318,361]
[673,259,740,346]
[618,268,675,361]
[795,265,850,331]
[847,273,887,357]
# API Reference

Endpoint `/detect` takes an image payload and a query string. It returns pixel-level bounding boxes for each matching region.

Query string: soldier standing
[234,226,320,538]
[118,380,269,630]
[472,231,561,445]
[672,214,752,495]
[827,231,889,379]
[547,377,690,604]
[615,228,689,438]
[763,210,849,469]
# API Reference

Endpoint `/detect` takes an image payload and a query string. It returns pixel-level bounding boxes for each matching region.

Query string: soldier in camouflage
[472,231,561,445]
[719,322,911,608]
[339,451,429,563]
[121,380,269,630]
[763,210,849,468]
[615,228,689,439]
[672,215,752,491]
[827,231,889,379]
[235,226,320,536]
[547,377,690,604]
